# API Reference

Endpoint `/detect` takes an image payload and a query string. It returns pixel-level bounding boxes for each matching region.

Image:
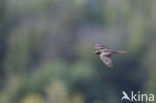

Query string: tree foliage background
[0,0,156,103]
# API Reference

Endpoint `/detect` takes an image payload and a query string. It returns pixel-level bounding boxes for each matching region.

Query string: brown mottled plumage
[95,44,127,67]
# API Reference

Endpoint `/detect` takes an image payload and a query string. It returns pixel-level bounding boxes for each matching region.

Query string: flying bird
[95,44,127,67]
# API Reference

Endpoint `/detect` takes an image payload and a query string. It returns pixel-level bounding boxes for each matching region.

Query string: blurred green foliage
[0,0,156,103]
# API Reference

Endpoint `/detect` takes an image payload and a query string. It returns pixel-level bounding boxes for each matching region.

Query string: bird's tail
[116,51,127,54]
[112,51,127,54]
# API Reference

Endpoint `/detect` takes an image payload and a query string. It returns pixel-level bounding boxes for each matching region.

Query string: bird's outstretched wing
[100,55,113,67]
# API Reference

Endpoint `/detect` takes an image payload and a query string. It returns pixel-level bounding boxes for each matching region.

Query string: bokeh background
[0,0,156,103]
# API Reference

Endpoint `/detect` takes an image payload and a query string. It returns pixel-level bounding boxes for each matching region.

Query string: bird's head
[95,44,105,50]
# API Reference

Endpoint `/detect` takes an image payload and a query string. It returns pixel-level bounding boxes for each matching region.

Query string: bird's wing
[100,55,113,67]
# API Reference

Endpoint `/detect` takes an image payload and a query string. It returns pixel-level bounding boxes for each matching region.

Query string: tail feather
[116,51,127,54]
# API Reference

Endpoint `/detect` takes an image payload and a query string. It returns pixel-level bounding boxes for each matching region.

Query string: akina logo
[121,91,154,102]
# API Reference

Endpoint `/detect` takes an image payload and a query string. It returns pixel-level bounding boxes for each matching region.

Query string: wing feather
[100,55,113,67]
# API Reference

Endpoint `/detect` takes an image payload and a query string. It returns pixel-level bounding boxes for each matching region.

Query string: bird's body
[95,44,127,67]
